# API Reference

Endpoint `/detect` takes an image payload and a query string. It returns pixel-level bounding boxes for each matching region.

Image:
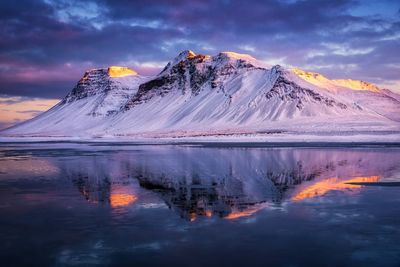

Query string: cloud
[0,0,399,98]
[0,96,59,129]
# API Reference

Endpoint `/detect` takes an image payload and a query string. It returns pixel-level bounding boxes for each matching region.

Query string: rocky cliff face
[124,51,262,109]
[63,68,112,103]
[63,66,139,103]
[267,66,348,110]
[61,66,146,116]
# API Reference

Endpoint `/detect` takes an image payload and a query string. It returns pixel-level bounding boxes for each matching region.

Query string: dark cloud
[0,0,399,99]
[0,80,74,98]
[0,95,35,105]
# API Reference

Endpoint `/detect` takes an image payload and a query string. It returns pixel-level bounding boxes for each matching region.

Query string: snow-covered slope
[2,51,400,140]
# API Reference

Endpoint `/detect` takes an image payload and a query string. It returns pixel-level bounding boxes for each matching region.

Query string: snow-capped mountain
[2,50,400,140]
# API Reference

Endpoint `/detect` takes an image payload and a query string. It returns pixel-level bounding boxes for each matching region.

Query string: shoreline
[1,133,400,147]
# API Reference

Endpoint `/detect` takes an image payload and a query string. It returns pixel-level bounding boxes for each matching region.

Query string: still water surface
[1,143,400,267]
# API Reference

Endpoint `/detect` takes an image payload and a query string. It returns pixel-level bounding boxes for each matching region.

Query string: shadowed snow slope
[2,50,400,139]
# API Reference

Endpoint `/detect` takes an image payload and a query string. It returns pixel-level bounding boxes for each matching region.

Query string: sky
[0,0,399,128]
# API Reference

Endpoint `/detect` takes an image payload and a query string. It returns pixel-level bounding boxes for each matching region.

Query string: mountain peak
[215,51,270,69]
[181,49,196,57]
[172,50,197,63]
[83,66,138,78]
[108,66,138,77]
[217,51,256,61]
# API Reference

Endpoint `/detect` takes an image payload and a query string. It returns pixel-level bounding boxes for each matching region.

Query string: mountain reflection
[292,175,381,201]
[59,147,399,220]
[109,186,138,208]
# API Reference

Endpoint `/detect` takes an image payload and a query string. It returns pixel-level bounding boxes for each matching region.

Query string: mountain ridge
[2,50,400,140]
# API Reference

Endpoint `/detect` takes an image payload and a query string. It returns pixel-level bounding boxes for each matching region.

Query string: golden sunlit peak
[292,67,381,93]
[331,79,380,92]
[186,50,196,58]
[179,49,196,58]
[107,66,138,77]
[173,50,197,63]
[292,68,322,78]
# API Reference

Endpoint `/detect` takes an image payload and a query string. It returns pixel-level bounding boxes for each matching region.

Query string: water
[1,143,400,267]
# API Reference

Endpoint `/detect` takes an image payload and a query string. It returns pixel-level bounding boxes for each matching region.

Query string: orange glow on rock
[109,193,137,207]
[292,175,381,201]
[108,66,137,77]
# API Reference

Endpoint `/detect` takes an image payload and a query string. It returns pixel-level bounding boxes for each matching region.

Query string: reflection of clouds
[292,176,381,201]
[0,158,59,178]
[131,242,162,250]
[57,246,109,266]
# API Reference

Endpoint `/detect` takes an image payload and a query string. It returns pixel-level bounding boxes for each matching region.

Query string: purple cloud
[0,0,399,99]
